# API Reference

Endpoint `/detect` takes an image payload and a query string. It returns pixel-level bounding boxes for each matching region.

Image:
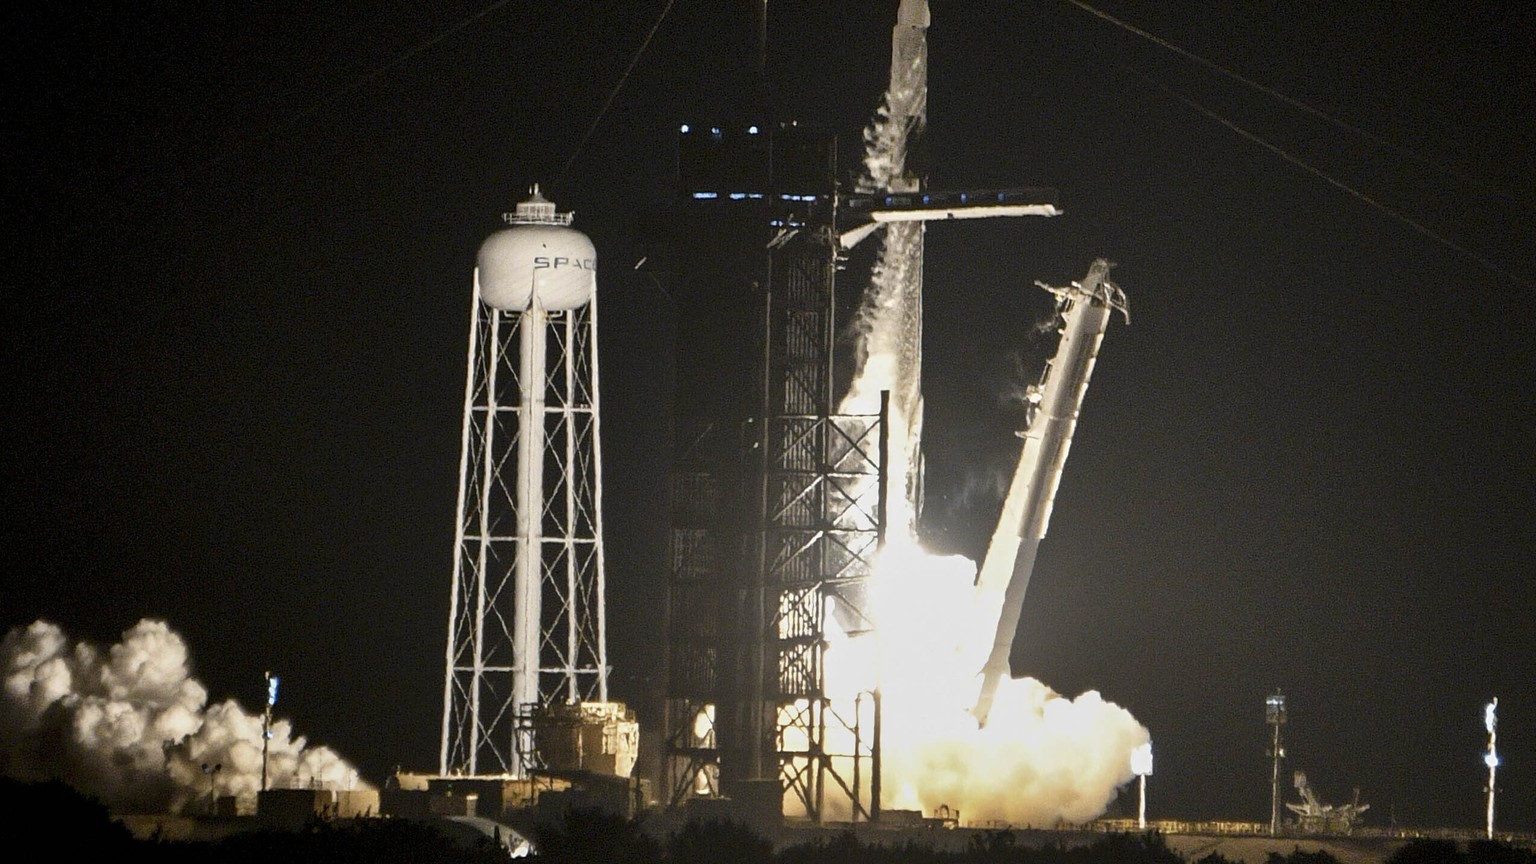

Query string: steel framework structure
[754,230,886,820]
[661,197,887,822]
[440,278,608,777]
[664,419,739,803]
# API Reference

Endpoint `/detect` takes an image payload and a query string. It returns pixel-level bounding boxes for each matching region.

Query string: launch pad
[429,0,1135,830]
[652,0,1125,828]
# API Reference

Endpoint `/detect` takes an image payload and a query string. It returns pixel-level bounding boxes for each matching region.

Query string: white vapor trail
[838,0,929,535]
[1,619,367,814]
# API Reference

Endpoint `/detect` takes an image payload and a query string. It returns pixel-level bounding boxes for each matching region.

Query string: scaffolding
[661,123,885,822]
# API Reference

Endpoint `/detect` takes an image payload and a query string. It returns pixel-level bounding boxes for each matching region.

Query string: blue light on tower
[262,671,278,790]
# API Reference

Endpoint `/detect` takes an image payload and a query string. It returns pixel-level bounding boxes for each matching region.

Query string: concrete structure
[257,788,380,829]
[533,701,640,777]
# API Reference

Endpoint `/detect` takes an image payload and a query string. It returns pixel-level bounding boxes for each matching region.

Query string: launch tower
[660,0,1063,824]
[658,121,889,822]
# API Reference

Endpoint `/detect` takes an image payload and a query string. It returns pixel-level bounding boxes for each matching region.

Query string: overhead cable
[1061,0,1530,212]
[552,0,679,191]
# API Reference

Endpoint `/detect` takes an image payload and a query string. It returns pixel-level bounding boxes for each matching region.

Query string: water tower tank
[477,186,595,311]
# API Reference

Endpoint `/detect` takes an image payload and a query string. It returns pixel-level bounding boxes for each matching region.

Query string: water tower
[439,187,611,777]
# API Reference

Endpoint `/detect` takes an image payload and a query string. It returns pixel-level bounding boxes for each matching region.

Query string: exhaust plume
[827,539,1147,826]
[1,619,368,814]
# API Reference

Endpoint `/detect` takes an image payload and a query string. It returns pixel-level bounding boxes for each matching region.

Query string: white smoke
[1,619,369,814]
[857,0,927,196]
[826,539,1147,826]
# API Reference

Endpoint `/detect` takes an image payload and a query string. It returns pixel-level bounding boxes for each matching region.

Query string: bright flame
[823,537,1147,826]
[1131,741,1154,776]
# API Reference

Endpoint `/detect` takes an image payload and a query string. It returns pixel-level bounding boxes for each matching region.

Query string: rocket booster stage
[972,259,1127,727]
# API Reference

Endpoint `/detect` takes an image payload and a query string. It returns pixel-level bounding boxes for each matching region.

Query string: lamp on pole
[1131,741,1153,830]
[1266,690,1286,836]
[1484,698,1499,840]
[262,671,279,791]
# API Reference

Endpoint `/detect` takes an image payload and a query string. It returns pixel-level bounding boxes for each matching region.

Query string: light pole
[1131,741,1153,830]
[1266,690,1286,836]
[854,690,868,823]
[852,688,883,824]
[1484,698,1499,840]
[262,671,279,791]
[201,762,222,814]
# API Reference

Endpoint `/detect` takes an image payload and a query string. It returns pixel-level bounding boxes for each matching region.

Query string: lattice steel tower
[440,187,609,777]
[659,121,888,822]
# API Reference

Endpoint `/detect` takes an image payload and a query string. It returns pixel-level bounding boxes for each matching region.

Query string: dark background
[4,0,1532,832]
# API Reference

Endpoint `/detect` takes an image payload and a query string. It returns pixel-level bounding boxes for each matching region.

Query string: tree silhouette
[667,818,773,864]
[0,776,135,854]
[1266,848,1343,864]
[1466,839,1536,864]
[535,806,661,864]
[1388,839,1465,864]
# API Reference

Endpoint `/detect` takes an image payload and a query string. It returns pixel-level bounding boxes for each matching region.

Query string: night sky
[4,0,1533,832]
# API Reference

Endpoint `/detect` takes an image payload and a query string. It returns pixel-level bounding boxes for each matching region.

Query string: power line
[186,0,517,182]
[551,0,678,192]
[1060,0,1531,213]
[282,1,518,135]
[1146,74,1533,288]
[1061,0,1532,287]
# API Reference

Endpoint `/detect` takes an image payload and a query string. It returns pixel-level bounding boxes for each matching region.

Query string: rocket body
[972,259,1125,726]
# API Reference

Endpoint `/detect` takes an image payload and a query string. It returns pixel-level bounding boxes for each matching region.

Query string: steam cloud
[826,540,1148,826]
[1,619,368,814]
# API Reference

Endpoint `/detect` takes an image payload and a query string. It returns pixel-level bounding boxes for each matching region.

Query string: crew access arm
[972,259,1127,727]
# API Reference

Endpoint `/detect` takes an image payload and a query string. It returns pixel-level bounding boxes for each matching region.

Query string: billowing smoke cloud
[826,540,1147,826]
[1,619,368,814]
